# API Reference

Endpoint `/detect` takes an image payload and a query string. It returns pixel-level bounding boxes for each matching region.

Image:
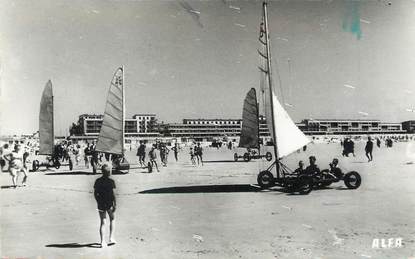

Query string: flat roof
[308,119,381,122]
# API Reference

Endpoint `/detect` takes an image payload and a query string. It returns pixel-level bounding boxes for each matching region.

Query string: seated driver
[305,156,320,176]
[294,160,305,175]
[329,158,343,178]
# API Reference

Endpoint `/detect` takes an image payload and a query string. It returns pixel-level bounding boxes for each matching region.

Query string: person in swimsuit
[136,142,146,167]
[4,145,28,188]
[189,147,196,165]
[149,145,160,172]
[195,143,203,166]
[0,143,10,172]
[94,163,116,248]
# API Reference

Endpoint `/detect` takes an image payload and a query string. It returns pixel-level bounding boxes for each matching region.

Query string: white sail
[95,67,124,155]
[269,91,310,158]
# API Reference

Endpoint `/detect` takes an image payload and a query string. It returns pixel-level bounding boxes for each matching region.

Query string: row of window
[185,121,242,125]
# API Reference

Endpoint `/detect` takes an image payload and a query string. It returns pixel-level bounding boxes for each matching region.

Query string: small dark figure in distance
[365,137,374,162]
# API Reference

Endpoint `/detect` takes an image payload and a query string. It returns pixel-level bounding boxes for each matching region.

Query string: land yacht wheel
[243,152,251,162]
[265,152,272,161]
[344,171,361,189]
[318,169,332,188]
[234,153,238,161]
[297,175,313,195]
[32,160,40,172]
[54,160,61,169]
[257,170,275,189]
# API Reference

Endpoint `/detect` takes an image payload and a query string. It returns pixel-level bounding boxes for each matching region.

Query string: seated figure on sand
[328,158,343,178]
[294,160,305,175]
[305,156,320,176]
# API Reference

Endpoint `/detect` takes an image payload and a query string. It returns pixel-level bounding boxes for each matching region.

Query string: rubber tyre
[297,175,313,195]
[319,169,332,187]
[257,170,275,189]
[147,162,153,173]
[32,160,40,172]
[265,152,272,161]
[234,153,238,162]
[54,160,61,169]
[344,171,361,189]
[243,152,251,162]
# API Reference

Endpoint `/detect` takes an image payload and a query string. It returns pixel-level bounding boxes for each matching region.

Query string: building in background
[165,116,271,142]
[70,113,159,141]
[69,114,410,142]
[402,120,415,133]
[300,119,405,135]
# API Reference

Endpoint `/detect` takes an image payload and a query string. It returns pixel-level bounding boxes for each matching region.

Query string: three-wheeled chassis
[257,161,361,194]
[32,155,73,172]
[234,150,273,162]
[257,161,314,194]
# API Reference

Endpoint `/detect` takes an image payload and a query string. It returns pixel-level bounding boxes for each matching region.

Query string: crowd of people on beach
[1,133,413,248]
[136,141,205,172]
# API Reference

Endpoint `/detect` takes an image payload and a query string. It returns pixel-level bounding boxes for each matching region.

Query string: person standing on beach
[84,143,90,168]
[136,142,146,167]
[365,137,373,162]
[149,145,160,172]
[189,147,196,165]
[94,163,116,248]
[376,138,381,148]
[160,145,166,167]
[0,143,10,172]
[4,145,28,187]
[195,143,204,166]
[161,144,169,166]
[348,139,356,157]
[171,143,179,162]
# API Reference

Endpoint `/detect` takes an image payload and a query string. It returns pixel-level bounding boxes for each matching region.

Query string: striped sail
[239,88,259,149]
[96,67,124,155]
[259,3,310,158]
[39,80,54,155]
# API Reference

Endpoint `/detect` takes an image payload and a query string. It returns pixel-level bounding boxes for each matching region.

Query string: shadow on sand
[204,160,247,163]
[45,171,97,176]
[140,184,262,194]
[1,185,17,189]
[46,243,102,248]
[45,170,132,176]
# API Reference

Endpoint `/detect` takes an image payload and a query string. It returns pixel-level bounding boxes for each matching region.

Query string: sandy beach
[1,141,415,259]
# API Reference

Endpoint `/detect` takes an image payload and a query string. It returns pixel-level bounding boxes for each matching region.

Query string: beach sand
[1,141,414,258]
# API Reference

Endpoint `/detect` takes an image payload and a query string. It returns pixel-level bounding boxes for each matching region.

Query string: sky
[1,0,415,135]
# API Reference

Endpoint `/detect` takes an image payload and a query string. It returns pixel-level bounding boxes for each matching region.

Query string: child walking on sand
[94,163,116,248]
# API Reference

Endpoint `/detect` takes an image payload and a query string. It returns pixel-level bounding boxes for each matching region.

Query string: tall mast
[256,100,261,156]
[52,87,55,155]
[263,1,280,177]
[122,65,125,156]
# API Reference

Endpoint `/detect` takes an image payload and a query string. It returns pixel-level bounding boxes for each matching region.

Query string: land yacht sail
[258,2,310,168]
[39,80,54,155]
[239,88,260,149]
[95,67,125,155]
